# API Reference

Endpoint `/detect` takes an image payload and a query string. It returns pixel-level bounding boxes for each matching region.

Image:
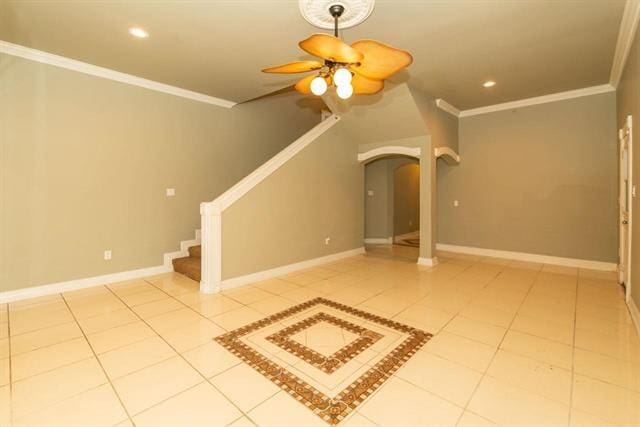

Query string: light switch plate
[104,250,112,261]
[166,188,175,197]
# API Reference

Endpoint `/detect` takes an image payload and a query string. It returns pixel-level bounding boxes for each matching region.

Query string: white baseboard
[628,297,640,338]
[364,237,393,244]
[417,257,439,267]
[163,229,201,268]
[0,265,172,303]
[436,243,617,271]
[221,247,365,290]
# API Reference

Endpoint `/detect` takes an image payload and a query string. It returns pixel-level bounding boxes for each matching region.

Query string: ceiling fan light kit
[262,0,412,100]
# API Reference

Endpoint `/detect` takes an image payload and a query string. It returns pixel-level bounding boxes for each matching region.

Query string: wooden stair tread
[188,245,201,258]
[172,255,201,282]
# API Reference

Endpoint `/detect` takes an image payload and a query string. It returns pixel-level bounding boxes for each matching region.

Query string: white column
[200,202,222,293]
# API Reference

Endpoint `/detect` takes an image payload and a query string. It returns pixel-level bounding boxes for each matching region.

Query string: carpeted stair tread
[188,245,201,258]
[172,255,201,282]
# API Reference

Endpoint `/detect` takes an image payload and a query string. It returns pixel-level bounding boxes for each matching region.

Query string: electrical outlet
[409,220,413,226]
[453,200,459,207]
[166,188,175,197]
[325,237,331,245]
[633,184,637,198]
[367,190,374,196]
[103,250,112,261]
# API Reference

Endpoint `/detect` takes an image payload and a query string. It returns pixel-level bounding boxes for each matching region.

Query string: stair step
[188,245,201,258]
[172,256,201,282]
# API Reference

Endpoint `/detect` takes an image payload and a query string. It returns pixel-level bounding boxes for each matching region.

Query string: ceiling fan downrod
[329,4,345,37]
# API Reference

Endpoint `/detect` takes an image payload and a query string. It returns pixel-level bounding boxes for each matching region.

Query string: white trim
[610,0,640,87]
[199,115,342,293]
[0,40,236,109]
[417,257,439,267]
[435,99,461,117]
[163,229,201,268]
[459,84,616,117]
[628,297,640,338]
[0,265,172,303]
[364,237,393,244]
[434,146,461,164]
[221,247,365,290]
[436,243,618,271]
[357,146,421,163]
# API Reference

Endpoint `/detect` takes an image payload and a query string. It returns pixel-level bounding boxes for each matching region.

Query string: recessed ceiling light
[483,80,496,88]
[129,27,149,38]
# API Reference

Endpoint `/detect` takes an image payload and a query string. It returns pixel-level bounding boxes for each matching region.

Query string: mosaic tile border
[266,312,383,374]
[215,297,431,425]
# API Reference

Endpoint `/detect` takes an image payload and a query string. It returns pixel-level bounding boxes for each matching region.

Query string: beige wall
[364,157,419,239]
[0,54,320,292]
[617,25,640,306]
[438,92,618,262]
[410,87,459,151]
[221,123,362,279]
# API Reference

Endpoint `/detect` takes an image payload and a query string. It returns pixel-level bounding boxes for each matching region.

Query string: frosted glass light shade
[310,77,328,95]
[333,68,353,87]
[336,83,353,99]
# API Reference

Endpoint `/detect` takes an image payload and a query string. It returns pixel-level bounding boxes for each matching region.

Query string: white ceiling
[0,1,626,108]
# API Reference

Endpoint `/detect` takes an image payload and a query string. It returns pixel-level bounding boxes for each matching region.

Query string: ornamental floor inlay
[214,297,431,425]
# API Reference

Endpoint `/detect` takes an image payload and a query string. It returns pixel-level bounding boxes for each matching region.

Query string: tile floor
[1,245,639,426]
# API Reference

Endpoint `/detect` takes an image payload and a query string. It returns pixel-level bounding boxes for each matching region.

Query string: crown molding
[610,0,640,87]
[435,99,460,117]
[459,84,616,117]
[0,40,237,108]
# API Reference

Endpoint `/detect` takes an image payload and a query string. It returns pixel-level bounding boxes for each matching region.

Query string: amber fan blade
[294,75,317,94]
[299,34,364,64]
[350,39,413,80]
[351,73,384,95]
[262,60,324,74]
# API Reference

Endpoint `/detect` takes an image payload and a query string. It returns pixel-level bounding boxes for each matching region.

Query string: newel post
[200,202,222,293]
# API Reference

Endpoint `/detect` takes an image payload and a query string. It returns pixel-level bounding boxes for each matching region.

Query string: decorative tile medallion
[215,297,431,425]
[266,312,383,373]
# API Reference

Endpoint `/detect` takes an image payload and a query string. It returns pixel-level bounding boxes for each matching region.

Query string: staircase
[172,245,201,282]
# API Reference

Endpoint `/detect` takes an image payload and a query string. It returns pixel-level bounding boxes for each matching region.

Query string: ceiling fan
[261,4,413,100]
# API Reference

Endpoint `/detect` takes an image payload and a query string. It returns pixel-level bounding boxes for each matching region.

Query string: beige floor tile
[395,350,482,406]
[0,338,8,359]
[189,295,244,317]
[12,383,128,427]
[182,341,241,378]
[87,321,156,354]
[393,305,455,333]
[9,294,63,310]
[119,288,168,307]
[108,279,156,296]
[248,391,327,427]
[11,358,108,419]
[69,298,128,320]
[444,316,506,347]
[280,287,325,303]
[9,307,75,335]
[252,278,301,294]
[486,349,572,404]
[10,321,83,355]
[0,323,6,340]
[358,376,462,427]
[467,376,569,426]
[0,385,9,427]
[0,358,8,386]
[210,306,266,331]
[510,313,574,345]
[574,348,640,392]
[161,319,226,352]
[576,301,633,325]
[569,409,619,427]
[228,416,257,427]
[575,327,640,361]
[424,332,496,372]
[76,308,138,334]
[459,303,515,328]
[500,330,573,370]
[144,307,204,334]
[99,336,176,379]
[248,295,296,316]
[572,374,640,426]
[131,297,184,319]
[11,337,93,381]
[112,356,202,415]
[339,412,378,427]
[457,411,498,427]
[210,363,280,411]
[134,382,241,426]
[225,287,273,305]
